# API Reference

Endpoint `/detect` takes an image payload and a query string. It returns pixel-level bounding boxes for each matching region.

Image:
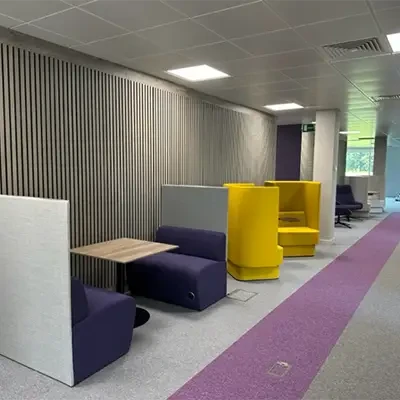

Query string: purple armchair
[126,226,227,311]
[71,278,136,384]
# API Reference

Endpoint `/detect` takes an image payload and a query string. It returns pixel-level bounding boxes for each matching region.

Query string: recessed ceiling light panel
[166,64,230,82]
[264,103,304,111]
[387,32,400,53]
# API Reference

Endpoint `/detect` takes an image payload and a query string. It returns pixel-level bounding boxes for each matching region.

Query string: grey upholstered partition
[0,195,73,386]
[161,185,228,235]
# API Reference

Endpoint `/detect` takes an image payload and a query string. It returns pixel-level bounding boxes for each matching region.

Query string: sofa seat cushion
[278,211,306,227]
[127,252,227,311]
[132,252,218,275]
[278,227,319,246]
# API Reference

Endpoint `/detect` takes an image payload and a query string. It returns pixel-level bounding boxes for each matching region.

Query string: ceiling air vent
[322,37,385,60]
[372,94,400,102]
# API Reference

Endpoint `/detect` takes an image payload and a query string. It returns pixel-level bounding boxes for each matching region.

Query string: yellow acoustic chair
[264,181,321,257]
[224,183,283,280]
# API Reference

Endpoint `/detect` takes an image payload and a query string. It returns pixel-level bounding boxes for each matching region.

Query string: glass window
[345,147,375,176]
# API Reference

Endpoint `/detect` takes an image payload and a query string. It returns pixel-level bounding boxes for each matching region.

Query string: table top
[71,238,177,264]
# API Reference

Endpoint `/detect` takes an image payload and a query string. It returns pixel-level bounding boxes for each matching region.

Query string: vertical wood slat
[0,42,276,289]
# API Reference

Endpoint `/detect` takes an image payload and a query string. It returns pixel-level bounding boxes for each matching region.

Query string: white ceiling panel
[178,41,249,62]
[190,70,291,91]
[266,0,369,27]
[32,7,127,43]
[0,13,23,28]
[81,0,186,32]
[136,19,221,52]
[194,2,287,39]
[74,33,162,60]
[0,0,70,23]
[374,6,400,34]
[232,29,308,56]
[14,24,81,47]
[333,54,400,74]
[281,63,338,79]
[217,49,324,75]
[63,0,93,5]
[370,0,400,11]
[122,52,194,74]
[255,80,304,93]
[295,14,380,46]
[164,0,256,17]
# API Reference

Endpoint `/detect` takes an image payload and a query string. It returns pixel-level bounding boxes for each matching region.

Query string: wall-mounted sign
[302,124,315,133]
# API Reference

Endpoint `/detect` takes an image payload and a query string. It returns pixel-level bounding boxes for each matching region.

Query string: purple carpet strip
[169,214,400,400]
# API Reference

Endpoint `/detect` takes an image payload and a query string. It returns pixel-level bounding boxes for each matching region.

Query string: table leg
[116,262,150,328]
[116,263,126,294]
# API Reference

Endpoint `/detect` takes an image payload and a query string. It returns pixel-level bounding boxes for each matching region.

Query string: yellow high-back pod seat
[224,183,283,280]
[264,181,321,257]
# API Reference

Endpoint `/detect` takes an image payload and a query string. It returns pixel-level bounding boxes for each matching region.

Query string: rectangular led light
[166,64,229,82]
[339,131,360,135]
[264,103,304,111]
[387,32,400,52]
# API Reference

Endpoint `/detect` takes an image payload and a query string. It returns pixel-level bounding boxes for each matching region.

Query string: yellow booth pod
[224,183,283,280]
[264,181,321,257]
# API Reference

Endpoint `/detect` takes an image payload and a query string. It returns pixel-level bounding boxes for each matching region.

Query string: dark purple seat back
[336,184,356,204]
[71,277,89,326]
[156,226,226,262]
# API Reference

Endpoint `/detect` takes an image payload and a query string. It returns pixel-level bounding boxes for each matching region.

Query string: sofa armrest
[72,289,136,384]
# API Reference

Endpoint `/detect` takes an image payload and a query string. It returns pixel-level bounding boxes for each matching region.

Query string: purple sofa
[71,278,136,384]
[126,226,227,311]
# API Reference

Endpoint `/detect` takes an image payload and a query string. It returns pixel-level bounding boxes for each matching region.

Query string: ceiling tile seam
[366,0,394,54]
[158,0,272,57]
[12,24,86,46]
[10,5,75,29]
[0,12,23,27]
[163,0,262,19]
[73,6,134,33]
[63,0,96,6]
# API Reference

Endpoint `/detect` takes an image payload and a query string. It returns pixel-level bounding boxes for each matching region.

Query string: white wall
[0,196,73,386]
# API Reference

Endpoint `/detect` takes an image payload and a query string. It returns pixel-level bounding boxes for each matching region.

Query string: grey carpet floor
[0,216,387,400]
[304,231,400,400]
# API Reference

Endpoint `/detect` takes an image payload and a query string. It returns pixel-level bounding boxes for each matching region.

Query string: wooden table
[71,238,177,328]
[71,238,177,293]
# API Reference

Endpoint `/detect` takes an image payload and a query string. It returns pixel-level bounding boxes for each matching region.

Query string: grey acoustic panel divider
[0,195,73,386]
[161,185,228,235]
[0,39,276,289]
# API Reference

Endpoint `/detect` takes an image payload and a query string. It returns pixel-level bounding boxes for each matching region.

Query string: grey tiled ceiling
[281,64,338,80]
[0,13,23,28]
[266,0,370,27]
[33,7,127,43]
[178,41,249,62]
[164,0,256,17]
[81,0,186,32]
[73,33,163,61]
[0,0,399,136]
[374,6,400,34]
[232,29,308,56]
[370,0,400,11]
[295,14,380,46]
[194,2,287,39]
[0,0,70,22]
[14,24,81,47]
[135,19,221,52]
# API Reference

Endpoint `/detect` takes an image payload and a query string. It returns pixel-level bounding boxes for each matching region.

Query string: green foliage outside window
[346,147,374,176]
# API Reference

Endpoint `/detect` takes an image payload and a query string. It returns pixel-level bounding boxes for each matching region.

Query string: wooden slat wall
[0,42,276,289]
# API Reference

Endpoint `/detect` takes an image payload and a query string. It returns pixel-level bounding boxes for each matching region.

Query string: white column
[313,110,340,242]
